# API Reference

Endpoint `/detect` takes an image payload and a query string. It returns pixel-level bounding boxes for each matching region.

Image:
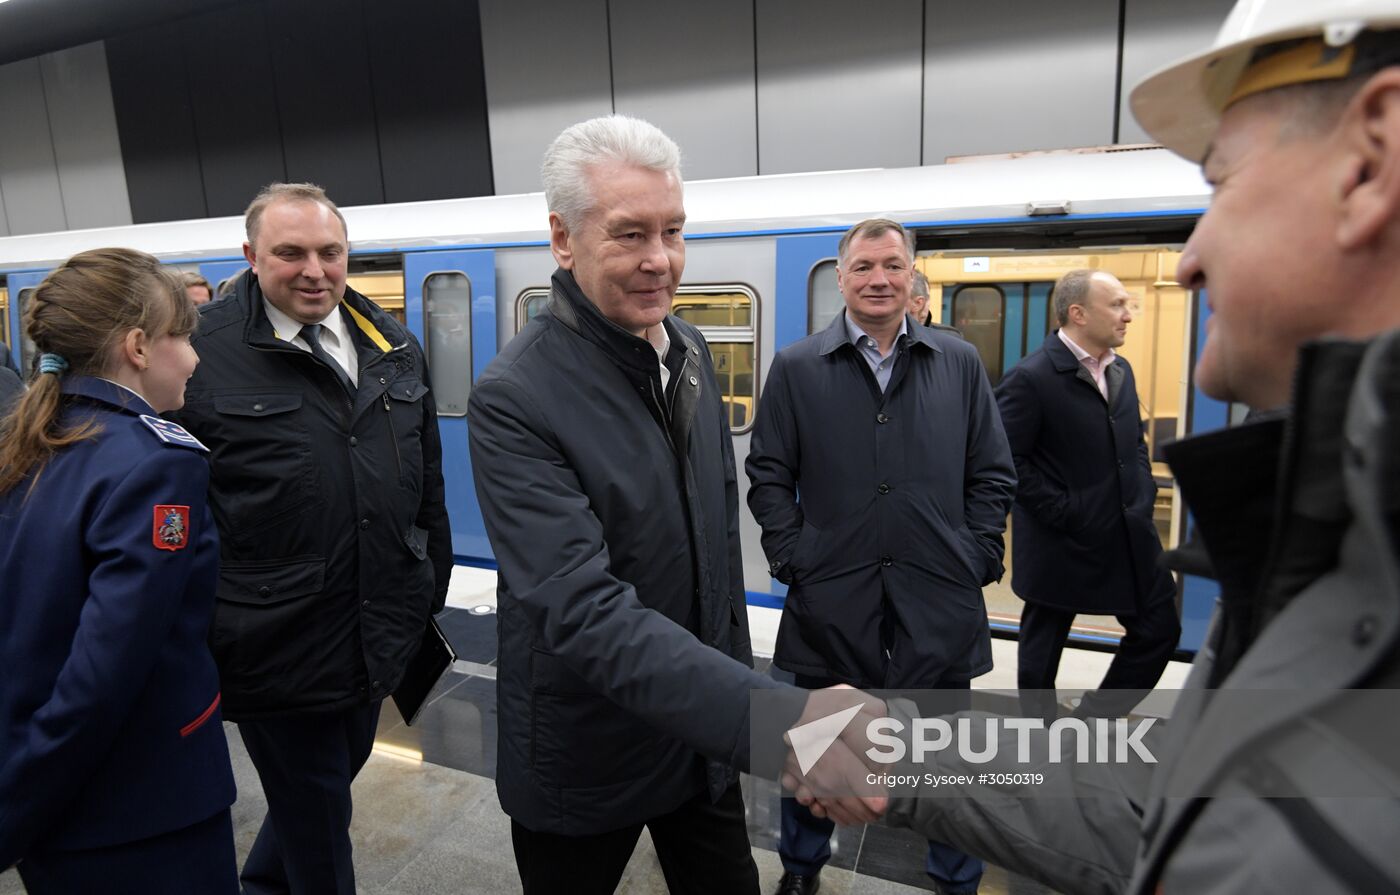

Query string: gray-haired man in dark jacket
[468,116,875,895]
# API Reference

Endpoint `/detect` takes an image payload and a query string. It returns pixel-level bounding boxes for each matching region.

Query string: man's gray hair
[542,115,682,230]
[912,269,931,299]
[837,219,914,267]
[1051,268,1097,328]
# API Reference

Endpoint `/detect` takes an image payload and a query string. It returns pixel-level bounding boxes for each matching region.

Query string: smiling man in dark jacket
[747,218,1016,895]
[468,116,830,895]
[170,183,451,895]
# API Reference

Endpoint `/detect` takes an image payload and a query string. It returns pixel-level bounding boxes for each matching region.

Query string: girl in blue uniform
[0,248,238,893]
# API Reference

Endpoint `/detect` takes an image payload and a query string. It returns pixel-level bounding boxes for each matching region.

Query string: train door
[775,233,841,352]
[6,271,48,372]
[920,250,1205,651]
[403,250,497,563]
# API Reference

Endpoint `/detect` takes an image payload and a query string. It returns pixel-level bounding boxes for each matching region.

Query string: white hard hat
[1130,0,1400,162]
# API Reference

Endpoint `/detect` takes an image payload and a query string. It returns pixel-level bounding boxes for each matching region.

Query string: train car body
[0,149,1222,653]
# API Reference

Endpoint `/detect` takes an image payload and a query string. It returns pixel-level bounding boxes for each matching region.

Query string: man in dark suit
[995,269,1179,720]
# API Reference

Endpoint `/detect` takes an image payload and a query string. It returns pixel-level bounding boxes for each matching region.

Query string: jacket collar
[1163,337,1370,652]
[1045,328,1126,404]
[233,269,402,361]
[816,309,943,356]
[547,268,701,368]
[60,375,155,416]
[1043,328,1085,372]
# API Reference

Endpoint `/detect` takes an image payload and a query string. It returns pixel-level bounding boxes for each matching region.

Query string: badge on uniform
[139,414,208,452]
[153,505,191,551]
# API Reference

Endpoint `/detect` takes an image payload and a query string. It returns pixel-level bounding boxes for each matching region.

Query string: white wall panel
[0,58,66,235]
[756,0,923,175]
[1119,0,1235,144]
[41,42,132,229]
[610,0,757,180]
[479,0,614,195]
[923,0,1118,163]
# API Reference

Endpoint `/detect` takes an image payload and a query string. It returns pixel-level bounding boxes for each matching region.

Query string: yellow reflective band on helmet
[343,301,393,353]
[1226,39,1357,109]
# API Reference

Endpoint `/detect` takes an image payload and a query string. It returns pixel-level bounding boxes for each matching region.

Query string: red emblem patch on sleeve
[153,505,191,551]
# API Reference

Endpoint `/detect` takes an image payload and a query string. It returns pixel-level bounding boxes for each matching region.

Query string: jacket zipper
[384,392,402,479]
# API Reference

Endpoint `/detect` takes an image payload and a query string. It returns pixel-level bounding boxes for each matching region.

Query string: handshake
[780,685,892,826]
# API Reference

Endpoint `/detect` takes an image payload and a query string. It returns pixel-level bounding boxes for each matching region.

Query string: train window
[807,260,843,335]
[0,285,8,359]
[671,285,759,434]
[346,271,406,326]
[515,288,550,332]
[670,291,752,328]
[422,272,472,417]
[16,288,37,375]
[951,285,1005,384]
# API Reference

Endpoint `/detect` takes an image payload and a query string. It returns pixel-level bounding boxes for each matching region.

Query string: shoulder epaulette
[138,414,209,453]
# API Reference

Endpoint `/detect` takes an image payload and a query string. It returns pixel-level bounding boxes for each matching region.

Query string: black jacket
[171,271,452,719]
[995,333,1173,615]
[747,311,1016,688]
[468,269,799,835]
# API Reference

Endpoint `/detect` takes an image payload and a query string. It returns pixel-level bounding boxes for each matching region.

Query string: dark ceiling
[0,0,246,66]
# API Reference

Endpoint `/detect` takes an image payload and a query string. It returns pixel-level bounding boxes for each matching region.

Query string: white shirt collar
[646,322,672,391]
[263,297,351,350]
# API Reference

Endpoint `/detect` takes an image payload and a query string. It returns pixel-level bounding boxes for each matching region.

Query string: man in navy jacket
[747,218,1015,895]
[994,269,1179,720]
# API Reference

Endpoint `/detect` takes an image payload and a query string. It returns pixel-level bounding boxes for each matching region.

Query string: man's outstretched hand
[781,685,889,826]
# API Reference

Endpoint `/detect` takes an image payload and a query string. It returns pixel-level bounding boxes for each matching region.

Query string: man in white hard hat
[792,3,1400,892]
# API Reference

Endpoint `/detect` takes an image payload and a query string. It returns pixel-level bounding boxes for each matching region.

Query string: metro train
[0,147,1222,653]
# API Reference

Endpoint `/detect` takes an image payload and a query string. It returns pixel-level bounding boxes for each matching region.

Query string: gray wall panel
[757,0,923,175]
[923,0,1119,163]
[0,58,66,235]
[185,4,285,218]
[480,0,614,195]
[0,175,9,236]
[41,42,131,229]
[610,0,757,180]
[1119,0,1234,144]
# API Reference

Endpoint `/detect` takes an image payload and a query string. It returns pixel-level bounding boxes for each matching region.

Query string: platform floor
[2,567,1191,894]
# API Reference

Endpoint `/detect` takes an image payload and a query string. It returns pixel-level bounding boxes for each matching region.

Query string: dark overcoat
[746,311,1016,689]
[0,378,234,869]
[994,332,1169,615]
[468,270,799,836]
[170,271,452,719]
